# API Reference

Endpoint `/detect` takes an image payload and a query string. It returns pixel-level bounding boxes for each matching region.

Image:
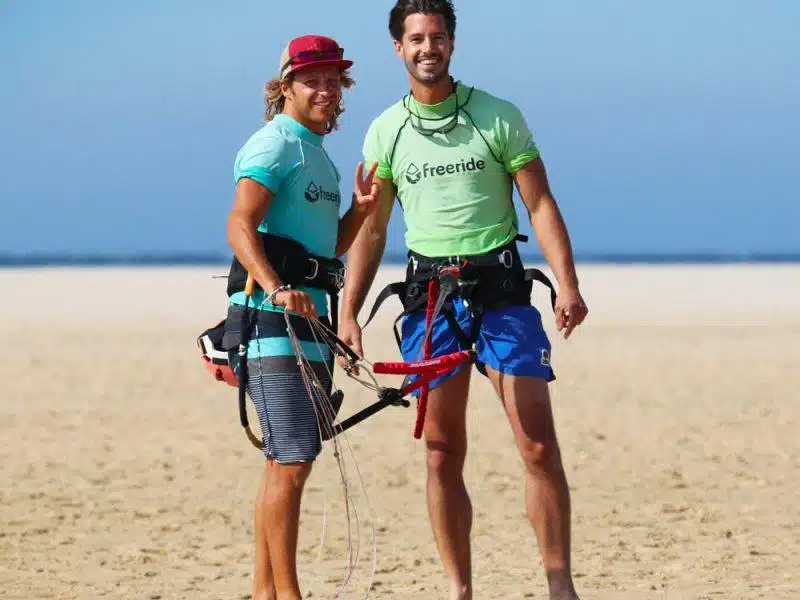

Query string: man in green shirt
[340,2,588,599]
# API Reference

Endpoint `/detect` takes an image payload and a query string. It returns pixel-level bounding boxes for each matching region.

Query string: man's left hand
[352,161,381,215]
[555,285,588,340]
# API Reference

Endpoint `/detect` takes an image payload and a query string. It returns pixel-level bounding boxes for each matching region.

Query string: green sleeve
[496,102,540,173]
[362,119,393,180]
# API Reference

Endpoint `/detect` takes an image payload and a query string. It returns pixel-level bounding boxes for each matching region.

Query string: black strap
[363,281,407,329]
[329,292,339,337]
[525,268,558,311]
[441,304,474,350]
[227,233,344,298]
[237,299,254,430]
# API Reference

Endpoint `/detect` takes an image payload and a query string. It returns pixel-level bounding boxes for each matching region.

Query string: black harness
[225,233,346,448]
[226,232,345,332]
[363,235,557,373]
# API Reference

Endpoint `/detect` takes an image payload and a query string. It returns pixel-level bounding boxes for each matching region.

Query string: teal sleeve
[497,103,540,173]
[362,119,393,180]
[233,134,298,192]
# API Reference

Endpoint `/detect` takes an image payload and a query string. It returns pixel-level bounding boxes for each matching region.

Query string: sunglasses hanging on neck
[404,79,474,137]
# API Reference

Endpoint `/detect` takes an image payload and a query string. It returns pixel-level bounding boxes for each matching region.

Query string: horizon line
[1,251,799,267]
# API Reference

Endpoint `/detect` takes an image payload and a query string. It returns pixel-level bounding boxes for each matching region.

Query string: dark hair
[389,0,456,41]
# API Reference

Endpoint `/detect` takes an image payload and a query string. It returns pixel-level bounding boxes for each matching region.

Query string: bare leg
[486,369,580,600]
[423,367,473,600]
[260,459,313,600]
[253,462,277,600]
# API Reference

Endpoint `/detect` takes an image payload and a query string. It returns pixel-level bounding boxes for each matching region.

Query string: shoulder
[465,85,525,123]
[236,121,301,166]
[239,120,298,154]
[365,98,408,138]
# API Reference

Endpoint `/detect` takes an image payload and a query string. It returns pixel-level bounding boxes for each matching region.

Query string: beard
[405,54,451,85]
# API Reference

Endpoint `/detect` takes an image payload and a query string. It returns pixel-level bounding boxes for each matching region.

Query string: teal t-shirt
[230,114,342,319]
[362,82,540,257]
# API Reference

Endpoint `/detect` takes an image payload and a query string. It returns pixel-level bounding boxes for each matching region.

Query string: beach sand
[1,264,798,599]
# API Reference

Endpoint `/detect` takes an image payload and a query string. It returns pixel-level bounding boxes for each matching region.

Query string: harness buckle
[330,264,346,290]
[438,264,461,277]
[409,255,419,273]
[306,258,320,280]
[499,249,514,269]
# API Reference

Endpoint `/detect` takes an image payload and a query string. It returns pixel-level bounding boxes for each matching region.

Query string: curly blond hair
[263,70,355,134]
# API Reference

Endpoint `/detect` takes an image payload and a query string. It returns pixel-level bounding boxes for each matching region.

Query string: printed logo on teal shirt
[304,181,341,205]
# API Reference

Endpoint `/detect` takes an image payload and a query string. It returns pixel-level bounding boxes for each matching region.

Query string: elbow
[226,211,249,254]
[226,213,238,250]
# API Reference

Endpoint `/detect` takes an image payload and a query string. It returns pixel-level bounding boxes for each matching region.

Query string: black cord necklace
[403,77,463,136]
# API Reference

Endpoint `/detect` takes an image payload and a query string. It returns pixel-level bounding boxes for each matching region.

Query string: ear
[280,78,293,99]
[450,36,456,57]
[393,39,403,59]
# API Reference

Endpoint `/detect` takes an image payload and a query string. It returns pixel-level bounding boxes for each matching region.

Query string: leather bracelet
[267,284,291,305]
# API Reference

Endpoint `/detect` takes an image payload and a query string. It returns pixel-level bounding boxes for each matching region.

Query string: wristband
[267,284,291,305]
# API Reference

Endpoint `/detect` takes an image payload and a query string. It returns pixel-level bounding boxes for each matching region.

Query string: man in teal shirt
[226,34,379,600]
[339,2,588,599]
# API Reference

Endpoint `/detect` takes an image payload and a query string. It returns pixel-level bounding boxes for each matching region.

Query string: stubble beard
[406,56,451,86]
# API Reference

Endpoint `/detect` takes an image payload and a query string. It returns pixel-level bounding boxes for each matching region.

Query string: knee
[269,461,313,490]
[520,439,563,476]
[426,442,466,478]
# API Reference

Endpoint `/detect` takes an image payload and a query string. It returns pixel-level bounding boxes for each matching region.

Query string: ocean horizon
[1,252,799,268]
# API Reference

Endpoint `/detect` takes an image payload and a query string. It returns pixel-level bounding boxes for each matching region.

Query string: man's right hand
[337,316,364,373]
[271,289,318,319]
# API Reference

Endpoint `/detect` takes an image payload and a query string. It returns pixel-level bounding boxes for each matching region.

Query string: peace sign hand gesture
[352,161,381,216]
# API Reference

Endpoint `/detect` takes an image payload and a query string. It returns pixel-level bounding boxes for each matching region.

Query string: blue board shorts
[400,298,555,393]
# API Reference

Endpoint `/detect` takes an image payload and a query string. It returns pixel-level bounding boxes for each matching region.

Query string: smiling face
[281,65,343,133]
[393,13,454,86]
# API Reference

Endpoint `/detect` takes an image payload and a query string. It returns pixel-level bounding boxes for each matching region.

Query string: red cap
[279,35,353,80]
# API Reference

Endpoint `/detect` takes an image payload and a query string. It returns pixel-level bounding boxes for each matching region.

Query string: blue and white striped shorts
[246,355,332,463]
[227,306,334,463]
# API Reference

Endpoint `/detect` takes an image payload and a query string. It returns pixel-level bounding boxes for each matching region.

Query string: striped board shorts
[225,305,335,463]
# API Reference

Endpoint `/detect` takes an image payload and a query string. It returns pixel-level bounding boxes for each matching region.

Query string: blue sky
[1,1,798,257]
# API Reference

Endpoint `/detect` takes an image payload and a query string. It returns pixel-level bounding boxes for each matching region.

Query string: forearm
[335,199,368,257]
[529,195,580,291]
[340,223,387,322]
[227,215,282,293]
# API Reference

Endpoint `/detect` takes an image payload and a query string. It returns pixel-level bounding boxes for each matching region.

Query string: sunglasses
[281,47,345,75]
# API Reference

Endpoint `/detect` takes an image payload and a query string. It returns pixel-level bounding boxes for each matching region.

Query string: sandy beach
[1,263,798,600]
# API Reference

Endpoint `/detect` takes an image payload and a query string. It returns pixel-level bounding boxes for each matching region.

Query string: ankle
[449,581,471,600]
[546,569,578,600]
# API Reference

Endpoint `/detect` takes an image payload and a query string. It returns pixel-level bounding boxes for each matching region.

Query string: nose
[316,83,339,97]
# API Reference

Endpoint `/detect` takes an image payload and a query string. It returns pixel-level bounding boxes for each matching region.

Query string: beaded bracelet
[267,284,291,305]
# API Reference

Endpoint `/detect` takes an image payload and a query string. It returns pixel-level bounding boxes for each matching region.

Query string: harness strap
[227,233,345,298]
[237,297,262,449]
[362,238,558,361]
[442,304,473,350]
[363,281,407,329]
[524,268,558,311]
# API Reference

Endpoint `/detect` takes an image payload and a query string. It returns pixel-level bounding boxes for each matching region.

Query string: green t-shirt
[362,82,540,257]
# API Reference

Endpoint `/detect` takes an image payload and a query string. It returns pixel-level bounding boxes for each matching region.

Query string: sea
[1,252,799,267]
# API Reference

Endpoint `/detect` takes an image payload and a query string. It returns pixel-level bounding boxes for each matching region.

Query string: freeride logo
[406,163,422,184]
[405,157,486,185]
[304,181,340,205]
